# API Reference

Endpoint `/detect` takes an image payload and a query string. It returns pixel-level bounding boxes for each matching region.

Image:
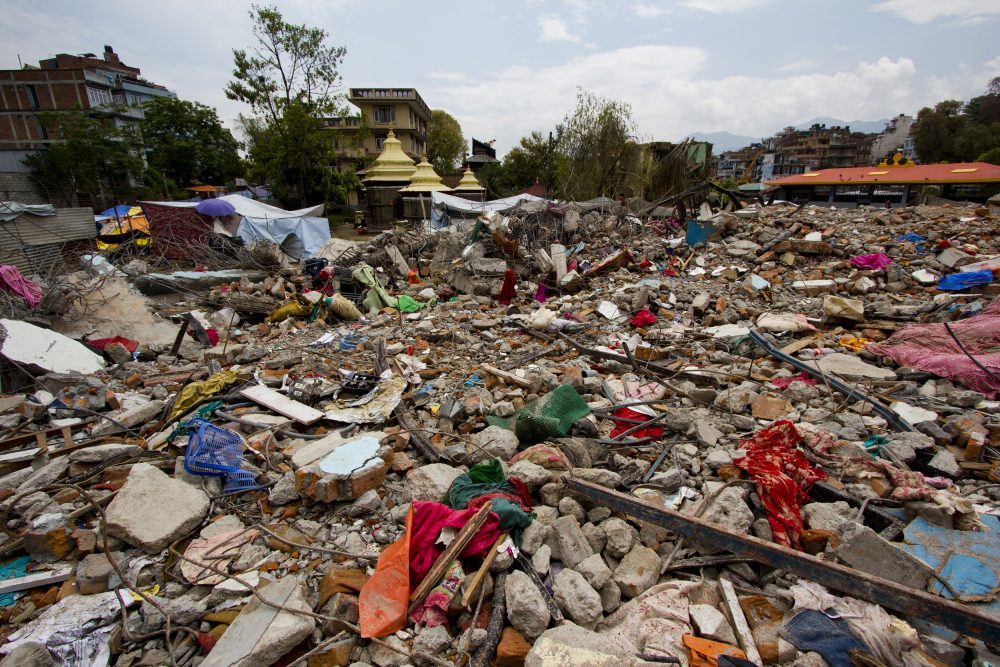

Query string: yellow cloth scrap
[839,336,872,352]
[269,298,313,323]
[169,370,239,419]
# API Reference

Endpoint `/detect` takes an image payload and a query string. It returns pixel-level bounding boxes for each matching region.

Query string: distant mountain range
[686,116,892,152]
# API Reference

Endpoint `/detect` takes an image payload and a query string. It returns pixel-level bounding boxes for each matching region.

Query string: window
[373,105,395,124]
[86,86,112,107]
[36,118,48,140]
[25,85,39,109]
[375,137,385,150]
[409,109,416,129]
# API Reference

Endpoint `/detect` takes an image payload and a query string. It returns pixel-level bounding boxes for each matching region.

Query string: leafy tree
[426,109,467,174]
[478,131,553,197]
[555,89,641,200]
[227,4,353,207]
[242,101,356,208]
[22,111,145,208]
[225,4,347,120]
[913,81,1000,164]
[141,97,242,188]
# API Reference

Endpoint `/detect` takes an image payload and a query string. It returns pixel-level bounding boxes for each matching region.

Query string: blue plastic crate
[184,419,244,477]
[223,469,262,493]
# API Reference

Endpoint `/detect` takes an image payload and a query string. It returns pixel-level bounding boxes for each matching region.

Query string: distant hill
[794,117,890,133]
[686,131,761,153]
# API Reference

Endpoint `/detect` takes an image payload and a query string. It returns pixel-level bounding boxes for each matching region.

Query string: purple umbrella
[195,199,236,217]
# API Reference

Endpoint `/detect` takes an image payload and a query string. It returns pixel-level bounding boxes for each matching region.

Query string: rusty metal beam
[565,477,1000,645]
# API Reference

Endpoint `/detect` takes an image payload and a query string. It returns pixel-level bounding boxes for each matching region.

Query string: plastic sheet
[849,253,892,271]
[937,269,993,291]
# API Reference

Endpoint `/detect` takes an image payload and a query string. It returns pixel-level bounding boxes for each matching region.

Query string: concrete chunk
[105,463,209,553]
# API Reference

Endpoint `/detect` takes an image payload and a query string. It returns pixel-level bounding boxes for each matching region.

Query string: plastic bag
[359,505,412,638]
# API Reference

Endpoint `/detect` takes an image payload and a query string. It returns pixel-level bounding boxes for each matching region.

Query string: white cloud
[775,59,820,73]
[681,0,772,13]
[871,0,1000,24]
[426,48,997,155]
[633,3,670,18]
[537,14,581,42]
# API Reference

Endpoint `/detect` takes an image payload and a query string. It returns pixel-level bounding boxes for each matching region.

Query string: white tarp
[0,201,56,221]
[430,191,546,229]
[141,194,323,219]
[237,216,331,259]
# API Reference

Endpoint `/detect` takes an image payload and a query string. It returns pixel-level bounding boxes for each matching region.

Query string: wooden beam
[240,385,323,425]
[0,567,73,595]
[719,576,763,666]
[408,504,492,613]
[565,477,1000,645]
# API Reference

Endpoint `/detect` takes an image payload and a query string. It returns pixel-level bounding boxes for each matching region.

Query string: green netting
[486,384,591,445]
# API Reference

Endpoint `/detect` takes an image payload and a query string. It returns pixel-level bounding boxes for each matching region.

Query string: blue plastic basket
[223,469,262,493]
[184,419,245,477]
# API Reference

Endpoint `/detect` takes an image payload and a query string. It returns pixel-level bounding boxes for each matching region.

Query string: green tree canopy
[225,4,347,120]
[426,109,468,174]
[23,111,145,208]
[141,97,242,188]
[555,89,642,200]
[913,80,1000,164]
[482,131,552,197]
[228,4,353,207]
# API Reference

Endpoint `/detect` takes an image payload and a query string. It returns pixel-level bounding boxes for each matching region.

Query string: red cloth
[408,501,502,586]
[849,253,892,271]
[497,269,517,305]
[630,308,657,327]
[868,299,1000,398]
[733,420,825,549]
[85,335,140,354]
[610,407,665,440]
[0,265,43,307]
[771,373,818,390]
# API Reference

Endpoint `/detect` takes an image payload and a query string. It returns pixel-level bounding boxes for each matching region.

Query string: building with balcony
[327,88,431,174]
[0,45,176,151]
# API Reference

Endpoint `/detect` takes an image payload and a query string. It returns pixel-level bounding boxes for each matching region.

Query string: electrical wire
[943,319,1000,384]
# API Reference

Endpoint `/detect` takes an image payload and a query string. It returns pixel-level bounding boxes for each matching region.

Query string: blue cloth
[937,270,993,291]
[896,232,926,252]
[0,556,31,607]
[782,610,870,667]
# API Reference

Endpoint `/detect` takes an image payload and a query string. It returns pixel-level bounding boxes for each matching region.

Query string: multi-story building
[327,88,431,172]
[0,45,175,151]
[720,124,878,181]
[869,114,915,163]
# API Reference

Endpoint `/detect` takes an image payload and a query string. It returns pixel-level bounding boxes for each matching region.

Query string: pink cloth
[408,501,502,586]
[849,253,892,271]
[0,265,42,307]
[868,298,1000,398]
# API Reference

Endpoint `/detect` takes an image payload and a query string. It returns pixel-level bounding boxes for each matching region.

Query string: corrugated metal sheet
[0,207,95,273]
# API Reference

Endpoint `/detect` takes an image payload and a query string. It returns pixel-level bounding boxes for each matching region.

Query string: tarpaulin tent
[141,195,328,260]
[430,191,546,229]
[95,206,151,250]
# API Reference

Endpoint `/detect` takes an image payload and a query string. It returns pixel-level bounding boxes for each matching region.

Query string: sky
[1,0,998,155]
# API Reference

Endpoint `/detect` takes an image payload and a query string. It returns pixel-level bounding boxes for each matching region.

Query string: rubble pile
[0,200,998,667]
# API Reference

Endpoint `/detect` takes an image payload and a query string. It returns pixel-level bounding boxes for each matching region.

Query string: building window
[87,86,112,107]
[36,118,48,140]
[373,105,395,124]
[25,85,40,109]
[409,109,416,129]
[375,137,385,151]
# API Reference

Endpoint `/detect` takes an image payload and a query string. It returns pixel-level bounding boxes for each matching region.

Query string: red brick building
[0,45,175,150]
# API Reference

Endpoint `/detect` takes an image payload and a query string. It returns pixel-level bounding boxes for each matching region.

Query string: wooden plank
[240,385,324,425]
[778,335,820,356]
[408,504,492,613]
[719,577,763,666]
[0,420,95,453]
[0,567,73,595]
[480,365,533,389]
[461,533,508,607]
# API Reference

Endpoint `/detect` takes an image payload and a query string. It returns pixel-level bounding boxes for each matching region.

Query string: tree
[913,100,964,163]
[242,101,356,208]
[555,89,641,200]
[426,109,467,174]
[141,97,242,188]
[225,4,347,120]
[481,131,552,197]
[913,80,1000,164]
[23,111,145,208]
[227,4,352,207]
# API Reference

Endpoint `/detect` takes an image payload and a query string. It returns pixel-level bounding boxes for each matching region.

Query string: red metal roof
[766,162,1000,186]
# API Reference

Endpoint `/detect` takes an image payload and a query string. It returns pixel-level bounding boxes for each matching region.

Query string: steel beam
[565,477,1000,645]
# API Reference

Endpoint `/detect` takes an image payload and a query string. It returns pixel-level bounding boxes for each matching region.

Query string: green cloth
[353,263,398,313]
[447,458,534,544]
[486,384,591,445]
[397,295,426,313]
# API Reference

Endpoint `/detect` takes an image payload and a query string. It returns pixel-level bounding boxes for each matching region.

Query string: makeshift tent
[95,206,150,250]
[429,191,546,229]
[141,195,328,260]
